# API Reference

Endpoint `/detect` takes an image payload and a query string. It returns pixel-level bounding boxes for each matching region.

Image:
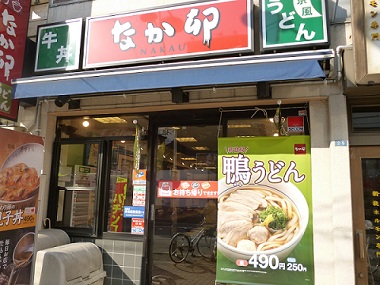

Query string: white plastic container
[35,228,71,252]
[33,242,106,285]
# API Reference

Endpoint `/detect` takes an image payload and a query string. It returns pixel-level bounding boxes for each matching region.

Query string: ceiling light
[93,117,127,124]
[82,116,90,127]
[176,137,197,142]
[228,124,252,128]
[192,146,209,150]
[181,157,196,161]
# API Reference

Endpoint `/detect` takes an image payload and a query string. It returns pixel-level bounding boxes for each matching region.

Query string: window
[351,106,380,133]
[54,142,101,236]
[49,114,149,237]
[106,139,148,234]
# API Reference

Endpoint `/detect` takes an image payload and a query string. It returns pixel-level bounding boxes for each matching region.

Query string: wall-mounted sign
[84,0,253,68]
[0,0,31,121]
[365,0,380,75]
[35,18,83,73]
[260,0,328,50]
[349,0,380,84]
[287,116,305,134]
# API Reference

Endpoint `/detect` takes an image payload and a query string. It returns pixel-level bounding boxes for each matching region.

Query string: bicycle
[169,224,217,263]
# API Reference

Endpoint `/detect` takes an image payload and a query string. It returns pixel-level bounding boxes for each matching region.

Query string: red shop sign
[84,0,253,68]
[0,0,30,120]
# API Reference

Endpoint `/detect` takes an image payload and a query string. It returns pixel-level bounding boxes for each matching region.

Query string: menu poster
[73,165,96,187]
[0,128,44,284]
[216,136,314,285]
[109,177,127,232]
[131,218,144,235]
[132,169,146,185]
[132,185,146,206]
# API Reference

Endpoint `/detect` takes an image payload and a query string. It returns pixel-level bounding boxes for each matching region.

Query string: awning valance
[13,50,333,99]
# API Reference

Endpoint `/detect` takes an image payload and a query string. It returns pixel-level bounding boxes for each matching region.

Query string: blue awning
[13,50,332,99]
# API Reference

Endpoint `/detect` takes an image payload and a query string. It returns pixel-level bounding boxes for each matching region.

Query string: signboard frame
[83,0,253,69]
[34,18,83,73]
[260,0,329,51]
[0,0,31,121]
[350,0,380,84]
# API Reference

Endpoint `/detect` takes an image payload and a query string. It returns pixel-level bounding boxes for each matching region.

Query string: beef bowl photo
[217,180,309,262]
[0,143,44,210]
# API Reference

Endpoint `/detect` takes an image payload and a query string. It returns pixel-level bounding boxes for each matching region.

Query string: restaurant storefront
[44,104,318,284]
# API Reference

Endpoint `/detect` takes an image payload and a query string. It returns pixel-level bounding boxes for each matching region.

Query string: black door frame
[143,109,222,283]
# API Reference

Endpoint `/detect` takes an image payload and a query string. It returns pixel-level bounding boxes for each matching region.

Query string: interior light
[181,157,196,161]
[82,116,90,127]
[176,137,197,142]
[228,124,252,128]
[93,117,127,124]
[192,146,209,151]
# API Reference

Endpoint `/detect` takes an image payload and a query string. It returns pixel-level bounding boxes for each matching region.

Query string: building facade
[4,0,380,284]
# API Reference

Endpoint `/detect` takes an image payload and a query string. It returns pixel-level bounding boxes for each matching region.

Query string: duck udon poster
[216,136,314,284]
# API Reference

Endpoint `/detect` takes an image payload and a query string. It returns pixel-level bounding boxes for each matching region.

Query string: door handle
[356,230,365,260]
[150,204,155,221]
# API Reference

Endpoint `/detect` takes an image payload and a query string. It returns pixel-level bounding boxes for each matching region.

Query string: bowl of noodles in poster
[217,179,309,262]
[0,143,44,210]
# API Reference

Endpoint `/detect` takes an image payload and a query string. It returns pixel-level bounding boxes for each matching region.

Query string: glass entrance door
[350,146,380,285]
[151,124,218,285]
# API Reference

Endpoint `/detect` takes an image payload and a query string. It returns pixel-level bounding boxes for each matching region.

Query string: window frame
[47,139,104,237]
[50,0,94,7]
[48,136,148,240]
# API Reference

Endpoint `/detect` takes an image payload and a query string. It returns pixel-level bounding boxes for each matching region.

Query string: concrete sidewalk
[152,252,216,285]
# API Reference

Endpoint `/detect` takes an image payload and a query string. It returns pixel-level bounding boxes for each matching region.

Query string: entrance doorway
[350,146,380,285]
[150,123,218,285]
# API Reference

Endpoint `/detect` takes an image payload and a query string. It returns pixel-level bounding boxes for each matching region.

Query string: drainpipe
[336,45,352,82]
[34,98,43,136]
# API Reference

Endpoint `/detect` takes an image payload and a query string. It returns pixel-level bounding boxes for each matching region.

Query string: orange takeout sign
[157,180,218,198]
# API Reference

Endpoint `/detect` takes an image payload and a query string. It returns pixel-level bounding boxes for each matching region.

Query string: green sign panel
[35,19,82,72]
[261,0,328,50]
[216,136,314,285]
[0,83,13,115]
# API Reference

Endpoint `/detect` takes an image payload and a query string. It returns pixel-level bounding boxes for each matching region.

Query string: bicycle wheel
[197,231,217,259]
[169,233,190,263]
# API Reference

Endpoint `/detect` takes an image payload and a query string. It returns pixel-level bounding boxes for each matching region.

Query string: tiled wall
[72,237,143,285]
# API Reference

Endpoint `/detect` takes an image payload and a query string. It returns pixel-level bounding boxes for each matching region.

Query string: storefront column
[309,96,355,285]
[327,95,355,284]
